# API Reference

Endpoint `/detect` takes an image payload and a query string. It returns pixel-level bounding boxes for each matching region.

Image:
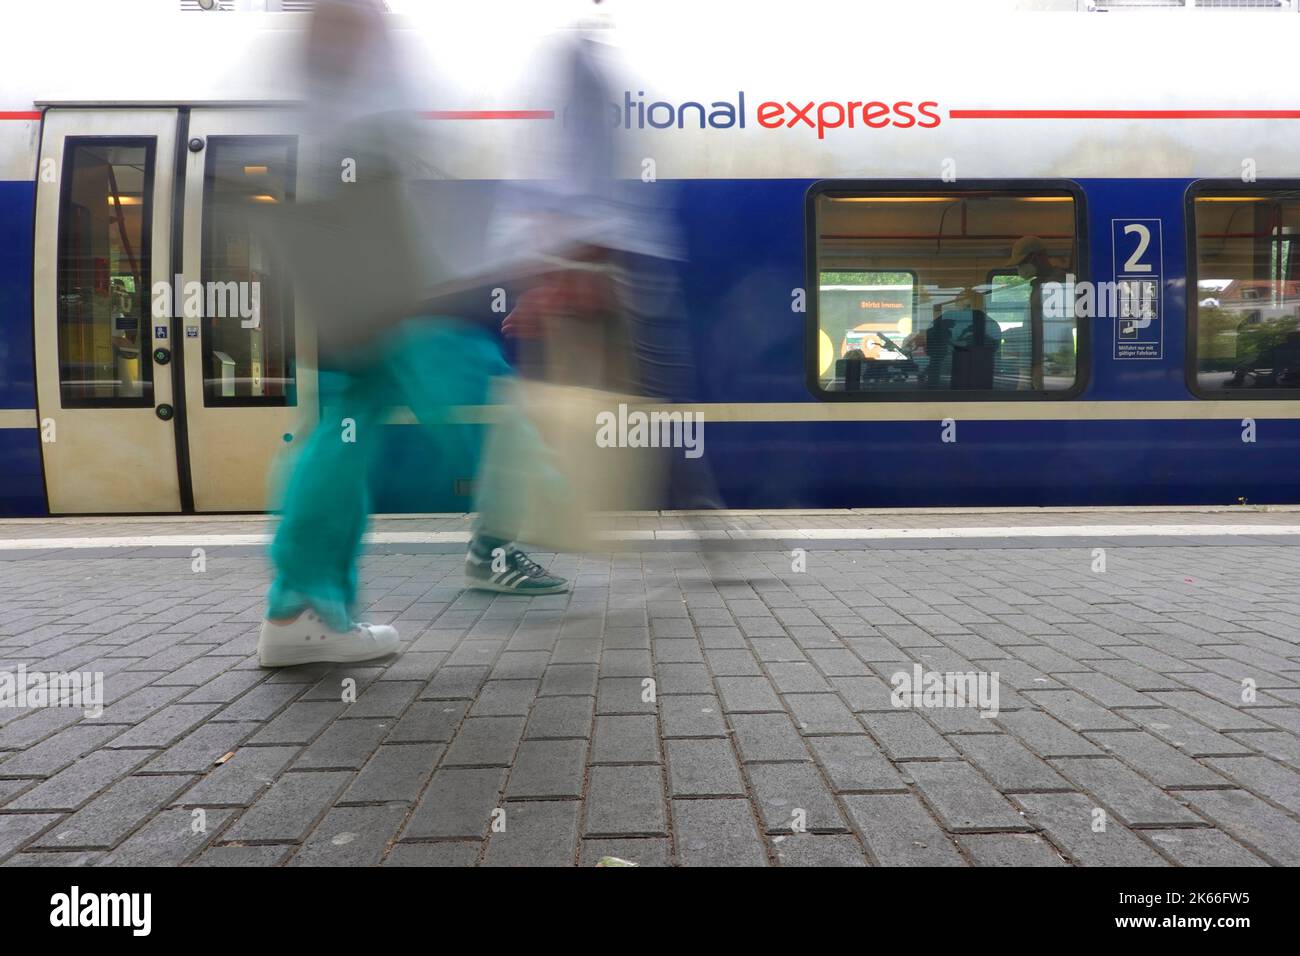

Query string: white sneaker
[257,610,400,667]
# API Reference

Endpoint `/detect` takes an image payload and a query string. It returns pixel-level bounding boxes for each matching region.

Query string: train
[1,1,1299,517]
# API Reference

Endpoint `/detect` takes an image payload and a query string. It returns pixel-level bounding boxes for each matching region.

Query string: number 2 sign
[1112,219,1163,360]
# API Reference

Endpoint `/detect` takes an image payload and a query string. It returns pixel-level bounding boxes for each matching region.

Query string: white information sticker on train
[1112,219,1163,361]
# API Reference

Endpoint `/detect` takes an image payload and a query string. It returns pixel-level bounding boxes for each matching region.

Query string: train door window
[201,138,296,406]
[808,183,1086,399]
[56,139,156,406]
[1188,187,1300,396]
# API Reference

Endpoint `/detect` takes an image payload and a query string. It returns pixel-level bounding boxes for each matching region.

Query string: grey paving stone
[142,720,262,774]
[1202,755,1300,815]
[841,793,966,866]
[666,738,745,798]
[860,711,957,759]
[1147,690,1271,733]
[584,765,667,837]
[219,771,351,843]
[191,844,291,867]
[729,713,812,763]
[715,676,783,713]
[1144,828,1269,867]
[34,773,194,850]
[421,665,490,700]
[386,700,467,743]
[342,743,442,804]
[653,662,715,696]
[345,680,421,718]
[484,800,580,867]
[507,739,586,799]
[772,832,868,867]
[1086,730,1228,788]
[0,723,121,778]
[8,748,155,811]
[1123,708,1254,757]
[1010,792,1168,866]
[592,715,659,765]
[994,711,1103,758]
[1173,789,1300,866]
[660,695,727,738]
[469,679,539,717]
[289,804,409,866]
[958,832,1067,866]
[786,693,861,734]
[907,761,1033,832]
[4,850,103,867]
[951,734,1073,792]
[579,837,672,868]
[1022,690,1134,732]
[747,761,846,833]
[383,842,481,867]
[441,716,526,767]
[672,798,768,867]
[210,682,301,721]
[807,735,905,792]
[176,745,300,806]
[704,649,762,677]
[596,677,657,715]
[293,720,389,770]
[525,696,593,740]
[248,701,345,746]
[403,767,506,839]
[0,813,60,861]
[98,807,235,866]
[1230,730,1300,769]
[539,664,598,698]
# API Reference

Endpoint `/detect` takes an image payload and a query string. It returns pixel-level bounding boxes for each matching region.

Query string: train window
[201,137,296,406]
[56,139,156,407]
[1189,187,1300,396]
[808,184,1085,399]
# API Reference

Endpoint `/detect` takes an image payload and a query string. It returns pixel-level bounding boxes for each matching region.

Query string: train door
[179,109,316,512]
[33,107,317,513]
[33,109,183,513]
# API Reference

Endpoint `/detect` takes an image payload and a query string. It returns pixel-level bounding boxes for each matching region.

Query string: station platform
[1,507,1298,867]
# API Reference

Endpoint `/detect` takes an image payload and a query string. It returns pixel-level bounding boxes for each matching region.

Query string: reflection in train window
[56,139,155,406]
[811,188,1083,397]
[201,138,296,406]
[1191,190,1300,394]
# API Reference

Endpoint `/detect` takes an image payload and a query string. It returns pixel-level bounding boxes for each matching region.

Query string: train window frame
[199,134,298,409]
[804,179,1091,403]
[1184,179,1300,401]
[55,136,158,410]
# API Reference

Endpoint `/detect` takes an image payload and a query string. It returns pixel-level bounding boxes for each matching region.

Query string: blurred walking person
[256,0,567,669]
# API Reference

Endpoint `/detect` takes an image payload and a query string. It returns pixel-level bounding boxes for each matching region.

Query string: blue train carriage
[0,3,1298,516]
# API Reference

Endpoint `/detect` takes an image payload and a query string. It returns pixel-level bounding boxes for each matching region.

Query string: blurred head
[302,0,399,116]
[1006,235,1050,279]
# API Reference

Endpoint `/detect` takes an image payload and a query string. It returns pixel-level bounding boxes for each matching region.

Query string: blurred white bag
[477,380,668,553]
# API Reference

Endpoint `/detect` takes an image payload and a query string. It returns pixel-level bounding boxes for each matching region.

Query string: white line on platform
[1,525,1299,551]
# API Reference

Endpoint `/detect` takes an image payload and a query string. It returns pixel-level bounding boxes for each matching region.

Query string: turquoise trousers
[265,318,551,630]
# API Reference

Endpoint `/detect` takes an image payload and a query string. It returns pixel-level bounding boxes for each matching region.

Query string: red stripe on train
[950,109,1300,120]
[420,110,554,120]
